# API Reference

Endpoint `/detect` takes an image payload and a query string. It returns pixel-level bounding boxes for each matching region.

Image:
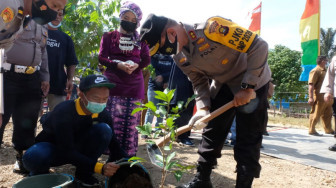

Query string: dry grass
[268,114,336,131]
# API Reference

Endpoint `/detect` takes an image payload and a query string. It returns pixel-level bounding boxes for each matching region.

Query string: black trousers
[0,71,42,151]
[197,84,268,178]
[175,101,195,139]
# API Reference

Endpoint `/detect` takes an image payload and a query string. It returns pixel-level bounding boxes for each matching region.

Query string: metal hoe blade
[146,143,163,168]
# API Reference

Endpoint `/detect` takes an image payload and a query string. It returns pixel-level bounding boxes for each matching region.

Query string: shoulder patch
[1,7,14,23]
[204,17,256,53]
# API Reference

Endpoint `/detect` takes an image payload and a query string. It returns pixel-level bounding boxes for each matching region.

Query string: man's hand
[308,97,314,106]
[102,162,120,177]
[188,109,210,130]
[324,93,333,103]
[41,81,49,97]
[233,89,255,107]
[64,80,73,95]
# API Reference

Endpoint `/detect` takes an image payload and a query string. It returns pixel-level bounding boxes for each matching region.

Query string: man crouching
[23,75,125,187]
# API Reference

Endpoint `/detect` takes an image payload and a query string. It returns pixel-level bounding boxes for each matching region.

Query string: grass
[268,113,336,132]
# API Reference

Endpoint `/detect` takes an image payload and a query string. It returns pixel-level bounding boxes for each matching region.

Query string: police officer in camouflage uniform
[140,14,271,188]
[0,0,67,174]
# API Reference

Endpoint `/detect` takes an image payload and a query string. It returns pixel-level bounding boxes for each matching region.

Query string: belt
[2,62,40,74]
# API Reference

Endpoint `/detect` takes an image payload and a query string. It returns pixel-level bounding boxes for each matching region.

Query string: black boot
[177,164,213,188]
[236,173,254,188]
[13,150,29,175]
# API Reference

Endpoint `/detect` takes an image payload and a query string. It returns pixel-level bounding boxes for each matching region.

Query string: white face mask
[48,22,62,28]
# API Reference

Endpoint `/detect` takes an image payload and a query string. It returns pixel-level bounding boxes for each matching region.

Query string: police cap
[140,14,168,56]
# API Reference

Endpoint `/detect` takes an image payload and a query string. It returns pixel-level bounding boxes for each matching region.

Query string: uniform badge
[208,21,219,34]
[165,47,173,54]
[199,43,210,52]
[1,7,14,23]
[196,37,205,45]
[40,5,47,11]
[221,59,229,65]
[219,26,229,36]
[188,31,197,40]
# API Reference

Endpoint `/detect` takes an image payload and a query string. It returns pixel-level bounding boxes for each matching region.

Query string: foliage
[62,0,121,77]
[268,45,306,101]
[320,28,336,60]
[130,89,196,187]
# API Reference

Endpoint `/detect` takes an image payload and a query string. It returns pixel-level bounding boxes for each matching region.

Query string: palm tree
[320,28,336,59]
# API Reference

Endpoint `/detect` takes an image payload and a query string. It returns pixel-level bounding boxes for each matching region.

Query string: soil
[1,122,336,188]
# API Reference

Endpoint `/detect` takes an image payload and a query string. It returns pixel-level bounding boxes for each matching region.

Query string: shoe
[309,132,323,136]
[328,144,336,151]
[236,173,254,188]
[180,138,195,146]
[76,174,100,187]
[13,151,29,175]
[325,131,335,135]
[141,135,148,139]
[176,176,213,188]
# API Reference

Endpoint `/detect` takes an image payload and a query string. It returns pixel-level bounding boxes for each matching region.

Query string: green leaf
[158,106,167,116]
[174,170,183,182]
[166,152,176,164]
[164,146,171,151]
[154,90,168,102]
[155,154,164,162]
[134,102,142,106]
[166,161,178,170]
[184,94,197,109]
[166,117,174,128]
[166,89,176,104]
[144,101,157,113]
[131,107,147,116]
[171,105,179,114]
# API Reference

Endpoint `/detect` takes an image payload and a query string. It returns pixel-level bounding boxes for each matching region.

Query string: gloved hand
[188,109,210,130]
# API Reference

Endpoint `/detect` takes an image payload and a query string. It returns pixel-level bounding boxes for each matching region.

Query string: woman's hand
[117,62,139,74]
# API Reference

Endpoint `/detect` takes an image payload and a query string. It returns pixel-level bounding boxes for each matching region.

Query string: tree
[320,28,336,60]
[268,45,306,101]
[62,0,121,77]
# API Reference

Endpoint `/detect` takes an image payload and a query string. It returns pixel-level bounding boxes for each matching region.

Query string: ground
[1,121,336,188]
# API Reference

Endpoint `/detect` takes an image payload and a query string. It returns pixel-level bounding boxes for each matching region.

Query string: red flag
[248,1,262,35]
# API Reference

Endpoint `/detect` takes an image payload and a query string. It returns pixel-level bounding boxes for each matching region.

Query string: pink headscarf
[119,1,143,27]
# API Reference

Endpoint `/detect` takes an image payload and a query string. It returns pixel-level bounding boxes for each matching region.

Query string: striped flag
[299,0,320,81]
[248,1,262,35]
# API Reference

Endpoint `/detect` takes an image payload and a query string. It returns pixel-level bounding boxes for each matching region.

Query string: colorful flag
[247,1,262,35]
[299,0,320,81]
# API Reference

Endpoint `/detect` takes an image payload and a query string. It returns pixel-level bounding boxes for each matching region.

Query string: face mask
[159,33,178,55]
[120,20,137,33]
[31,0,58,25]
[83,95,107,114]
[48,22,62,28]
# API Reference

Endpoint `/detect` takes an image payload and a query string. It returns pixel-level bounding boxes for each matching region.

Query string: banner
[299,0,320,81]
[247,1,262,35]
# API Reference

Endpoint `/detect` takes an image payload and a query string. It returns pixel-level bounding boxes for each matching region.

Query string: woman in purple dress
[98,1,150,157]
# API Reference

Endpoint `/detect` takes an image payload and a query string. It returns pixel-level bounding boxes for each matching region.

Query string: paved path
[261,124,336,172]
[190,124,336,172]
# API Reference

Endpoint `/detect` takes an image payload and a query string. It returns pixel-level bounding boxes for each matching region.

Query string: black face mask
[158,33,178,55]
[120,20,137,33]
[31,0,58,25]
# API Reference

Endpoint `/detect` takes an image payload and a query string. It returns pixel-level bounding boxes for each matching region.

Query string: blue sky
[131,0,335,51]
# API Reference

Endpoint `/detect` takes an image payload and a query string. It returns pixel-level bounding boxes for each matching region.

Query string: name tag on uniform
[204,17,256,53]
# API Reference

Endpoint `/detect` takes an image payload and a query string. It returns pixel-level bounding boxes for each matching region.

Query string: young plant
[130,89,196,187]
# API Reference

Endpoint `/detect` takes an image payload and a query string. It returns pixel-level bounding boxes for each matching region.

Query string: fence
[269,92,310,118]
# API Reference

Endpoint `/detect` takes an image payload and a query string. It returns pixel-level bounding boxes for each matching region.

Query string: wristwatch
[241,83,255,89]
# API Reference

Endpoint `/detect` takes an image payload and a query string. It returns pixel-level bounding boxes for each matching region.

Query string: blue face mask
[48,22,62,28]
[83,95,106,114]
